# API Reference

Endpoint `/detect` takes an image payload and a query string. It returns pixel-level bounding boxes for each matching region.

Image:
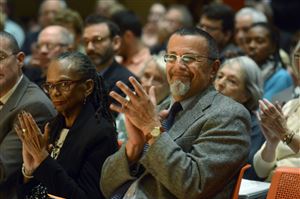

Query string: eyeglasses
[36,43,69,51]
[197,24,222,33]
[82,35,110,47]
[0,52,16,63]
[42,79,85,94]
[164,54,215,65]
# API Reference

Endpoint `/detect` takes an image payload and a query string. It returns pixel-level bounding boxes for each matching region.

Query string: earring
[83,97,87,105]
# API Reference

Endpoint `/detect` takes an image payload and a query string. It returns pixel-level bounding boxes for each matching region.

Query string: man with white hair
[23,25,74,87]
[234,7,267,51]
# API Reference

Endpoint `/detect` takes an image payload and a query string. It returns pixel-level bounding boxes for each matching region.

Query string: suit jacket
[100,86,251,199]
[102,60,138,117]
[17,102,118,199]
[102,60,137,96]
[0,76,56,199]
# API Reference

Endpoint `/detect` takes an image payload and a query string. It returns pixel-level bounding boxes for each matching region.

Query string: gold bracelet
[282,132,295,145]
[21,164,34,179]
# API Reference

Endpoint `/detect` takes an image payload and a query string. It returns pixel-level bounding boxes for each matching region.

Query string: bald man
[23,25,74,87]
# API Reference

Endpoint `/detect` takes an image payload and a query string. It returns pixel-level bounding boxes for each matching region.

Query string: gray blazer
[0,76,56,199]
[100,86,251,199]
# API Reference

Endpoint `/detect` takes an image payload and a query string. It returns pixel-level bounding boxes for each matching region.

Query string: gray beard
[170,80,190,97]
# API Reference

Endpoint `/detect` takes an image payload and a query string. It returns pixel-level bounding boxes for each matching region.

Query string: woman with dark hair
[15,52,118,199]
[244,22,293,101]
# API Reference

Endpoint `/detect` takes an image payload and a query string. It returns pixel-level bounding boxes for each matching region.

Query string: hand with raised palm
[15,111,50,174]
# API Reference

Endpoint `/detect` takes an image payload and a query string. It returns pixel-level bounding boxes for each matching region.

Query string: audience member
[94,0,126,18]
[0,0,25,47]
[140,55,170,107]
[235,7,267,52]
[198,3,242,61]
[15,52,118,199]
[51,8,84,52]
[83,15,136,102]
[215,56,264,180]
[151,4,193,54]
[142,3,166,49]
[100,27,251,199]
[112,10,151,77]
[23,25,74,87]
[253,40,300,181]
[244,22,293,101]
[22,0,67,55]
[0,31,55,199]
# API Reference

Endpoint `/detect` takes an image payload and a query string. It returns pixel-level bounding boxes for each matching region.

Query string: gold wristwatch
[146,126,164,141]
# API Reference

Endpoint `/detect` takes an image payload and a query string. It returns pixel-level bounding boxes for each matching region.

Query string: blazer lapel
[168,86,217,141]
[0,76,29,116]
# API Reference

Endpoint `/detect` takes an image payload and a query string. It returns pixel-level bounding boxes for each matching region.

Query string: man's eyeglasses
[82,35,110,47]
[42,79,86,94]
[36,43,69,51]
[197,24,222,33]
[0,52,17,63]
[164,54,215,65]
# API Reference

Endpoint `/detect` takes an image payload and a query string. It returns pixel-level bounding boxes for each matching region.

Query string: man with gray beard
[100,27,251,199]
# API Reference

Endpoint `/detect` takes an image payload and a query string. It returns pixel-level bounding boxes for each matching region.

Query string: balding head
[37,25,74,68]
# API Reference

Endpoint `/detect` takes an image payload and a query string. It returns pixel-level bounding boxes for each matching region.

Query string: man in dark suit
[101,27,251,198]
[0,31,56,199]
[83,15,136,98]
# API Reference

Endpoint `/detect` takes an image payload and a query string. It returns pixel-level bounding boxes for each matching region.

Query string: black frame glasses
[42,79,86,94]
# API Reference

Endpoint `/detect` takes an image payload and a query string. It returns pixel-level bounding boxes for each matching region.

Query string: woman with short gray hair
[215,55,264,180]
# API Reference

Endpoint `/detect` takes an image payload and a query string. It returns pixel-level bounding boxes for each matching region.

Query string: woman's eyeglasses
[42,79,85,94]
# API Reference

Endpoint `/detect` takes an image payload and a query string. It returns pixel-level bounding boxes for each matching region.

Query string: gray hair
[39,0,67,13]
[168,5,193,28]
[38,25,74,46]
[59,26,74,45]
[221,56,263,110]
[235,7,267,23]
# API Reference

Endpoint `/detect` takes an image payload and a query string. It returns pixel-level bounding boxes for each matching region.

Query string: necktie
[164,102,183,131]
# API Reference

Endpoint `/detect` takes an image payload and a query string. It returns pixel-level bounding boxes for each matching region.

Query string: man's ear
[16,52,25,69]
[84,79,95,97]
[112,35,121,52]
[210,59,220,79]
[123,30,134,44]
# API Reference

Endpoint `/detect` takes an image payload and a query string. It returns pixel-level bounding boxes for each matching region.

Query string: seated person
[253,42,300,181]
[215,56,265,180]
[100,27,251,199]
[0,31,56,198]
[15,52,118,199]
[244,22,293,101]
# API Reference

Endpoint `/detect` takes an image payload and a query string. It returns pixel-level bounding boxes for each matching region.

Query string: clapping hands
[15,111,50,176]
